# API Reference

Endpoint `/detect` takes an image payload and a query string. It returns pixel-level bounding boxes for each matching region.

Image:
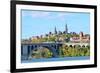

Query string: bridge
[64,43,89,47]
[21,42,89,60]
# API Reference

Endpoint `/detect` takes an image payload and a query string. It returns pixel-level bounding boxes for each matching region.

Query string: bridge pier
[21,45,29,60]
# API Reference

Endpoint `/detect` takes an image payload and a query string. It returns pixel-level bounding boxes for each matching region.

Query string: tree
[31,47,53,59]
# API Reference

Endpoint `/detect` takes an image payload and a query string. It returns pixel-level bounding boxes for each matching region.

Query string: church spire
[65,24,68,34]
[54,26,57,34]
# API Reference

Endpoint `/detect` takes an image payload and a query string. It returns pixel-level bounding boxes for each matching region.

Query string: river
[21,56,90,63]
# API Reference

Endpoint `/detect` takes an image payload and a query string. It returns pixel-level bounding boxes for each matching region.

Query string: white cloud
[23,10,68,21]
[30,11,50,18]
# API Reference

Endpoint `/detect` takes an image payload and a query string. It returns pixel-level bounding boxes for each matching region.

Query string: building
[54,24,68,35]
[65,24,68,34]
[54,27,57,34]
[27,24,90,43]
[70,32,90,43]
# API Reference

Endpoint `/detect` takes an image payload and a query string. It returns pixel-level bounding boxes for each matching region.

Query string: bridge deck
[21,42,89,45]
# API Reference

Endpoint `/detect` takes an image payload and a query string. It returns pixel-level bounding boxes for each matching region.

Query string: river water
[21,56,90,63]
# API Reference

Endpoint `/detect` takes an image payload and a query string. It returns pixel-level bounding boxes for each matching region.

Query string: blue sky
[21,10,90,39]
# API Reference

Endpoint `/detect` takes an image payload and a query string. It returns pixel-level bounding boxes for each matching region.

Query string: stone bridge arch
[64,43,89,48]
[21,44,60,60]
[30,45,59,58]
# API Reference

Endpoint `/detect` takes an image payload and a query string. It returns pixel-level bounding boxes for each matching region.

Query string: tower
[79,32,83,42]
[65,24,68,34]
[54,26,57,34]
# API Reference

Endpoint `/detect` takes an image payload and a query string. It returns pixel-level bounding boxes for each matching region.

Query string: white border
[16,4,94,69]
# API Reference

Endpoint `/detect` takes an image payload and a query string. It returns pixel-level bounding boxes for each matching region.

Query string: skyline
[22,10,90,39]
